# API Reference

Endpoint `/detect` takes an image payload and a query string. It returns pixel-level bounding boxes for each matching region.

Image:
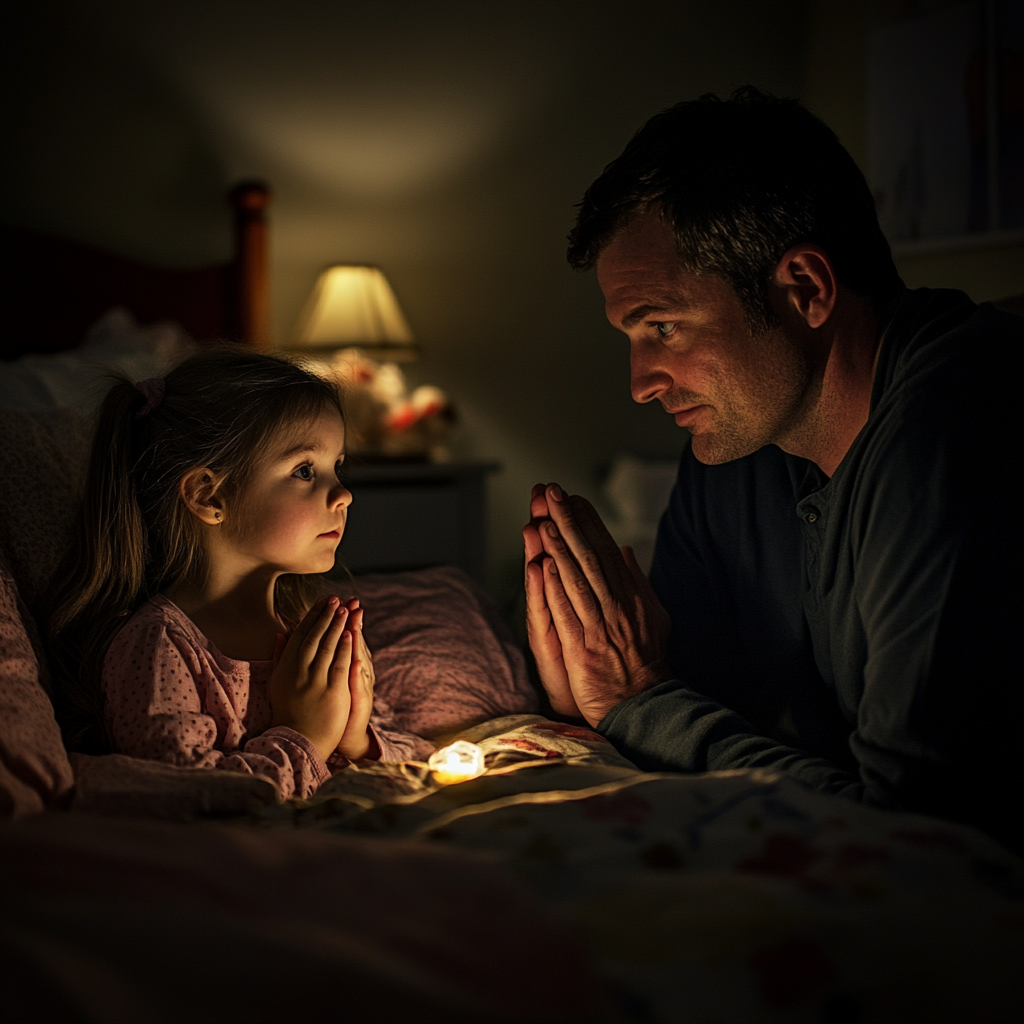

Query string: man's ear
[179,468,227,526]
[772,245,837,330]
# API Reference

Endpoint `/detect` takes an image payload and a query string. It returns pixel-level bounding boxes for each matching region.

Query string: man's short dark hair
[567,87,902,333]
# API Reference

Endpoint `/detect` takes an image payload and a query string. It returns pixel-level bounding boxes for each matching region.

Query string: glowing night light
[428,740,485,785]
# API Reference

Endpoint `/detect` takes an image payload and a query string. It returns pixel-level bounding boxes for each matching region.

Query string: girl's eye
[654,322,676,338]
[293,464,315,481]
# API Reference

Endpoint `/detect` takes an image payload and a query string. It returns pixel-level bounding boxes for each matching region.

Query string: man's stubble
[674,326,819,466]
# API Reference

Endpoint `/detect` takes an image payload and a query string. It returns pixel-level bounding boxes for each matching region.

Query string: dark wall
[2,0,804,591]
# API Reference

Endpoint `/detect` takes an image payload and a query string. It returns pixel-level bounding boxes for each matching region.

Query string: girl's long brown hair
[45,346,345,752]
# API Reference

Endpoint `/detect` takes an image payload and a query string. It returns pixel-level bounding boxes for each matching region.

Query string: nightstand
[333,461,500,584]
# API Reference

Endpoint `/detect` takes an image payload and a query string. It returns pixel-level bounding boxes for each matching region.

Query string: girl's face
[225,408,352,576]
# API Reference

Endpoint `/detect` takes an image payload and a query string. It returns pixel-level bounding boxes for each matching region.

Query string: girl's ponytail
[47,379,155,751]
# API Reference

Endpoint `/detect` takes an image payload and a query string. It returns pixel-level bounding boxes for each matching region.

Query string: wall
[1,0,805,602]
[802,0,1024,302]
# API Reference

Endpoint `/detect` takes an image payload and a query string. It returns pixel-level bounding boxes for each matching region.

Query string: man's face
[597,211,817,465]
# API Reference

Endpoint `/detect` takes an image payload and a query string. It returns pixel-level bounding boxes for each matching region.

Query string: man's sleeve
[842,371,1023,840]
[609,444,859,793]
[600,416,1020,814]
[601,310,1024,849]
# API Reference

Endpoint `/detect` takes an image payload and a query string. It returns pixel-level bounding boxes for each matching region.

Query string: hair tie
[135,377,166,418]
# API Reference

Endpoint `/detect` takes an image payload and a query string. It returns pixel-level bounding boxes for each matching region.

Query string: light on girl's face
[428,741,485,785]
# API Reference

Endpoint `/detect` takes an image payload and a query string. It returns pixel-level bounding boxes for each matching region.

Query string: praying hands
[523,482,671,726]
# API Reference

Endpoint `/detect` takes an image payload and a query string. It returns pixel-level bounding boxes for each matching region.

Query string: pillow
[0,306,195,413]
[0,409,91,612]
[0,306,195,606]
[0,558,74,817]
[334,566,539,740]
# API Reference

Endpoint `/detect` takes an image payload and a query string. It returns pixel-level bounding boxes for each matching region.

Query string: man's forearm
[597,679,865,799]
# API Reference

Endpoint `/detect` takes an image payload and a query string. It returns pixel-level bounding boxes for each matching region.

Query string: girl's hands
[336,600,376,760]
[269,596,354,762]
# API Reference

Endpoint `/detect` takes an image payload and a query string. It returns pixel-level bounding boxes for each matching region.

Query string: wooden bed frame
[0,181,270,360]
[4,188,1014,361]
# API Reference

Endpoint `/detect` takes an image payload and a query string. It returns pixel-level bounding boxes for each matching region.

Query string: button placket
[797,499,826,621]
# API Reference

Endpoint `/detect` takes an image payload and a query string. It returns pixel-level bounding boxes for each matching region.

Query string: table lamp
[292,264,418,361]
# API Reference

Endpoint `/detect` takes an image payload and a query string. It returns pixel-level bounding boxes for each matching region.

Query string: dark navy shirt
[598,289,1023,850]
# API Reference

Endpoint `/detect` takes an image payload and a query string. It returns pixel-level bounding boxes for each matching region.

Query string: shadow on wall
[2,0,807,605]
[0,3,232,265]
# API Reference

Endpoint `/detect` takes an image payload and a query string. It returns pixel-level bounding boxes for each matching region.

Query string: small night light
[428,740,485,785]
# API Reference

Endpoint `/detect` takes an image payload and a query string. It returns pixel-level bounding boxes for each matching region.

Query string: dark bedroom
[2,1,1022,1021]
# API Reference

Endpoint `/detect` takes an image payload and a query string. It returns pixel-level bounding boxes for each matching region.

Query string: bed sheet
[1,810,610,1024]
[6,713,1023,1022]
[258,714,1024,1024]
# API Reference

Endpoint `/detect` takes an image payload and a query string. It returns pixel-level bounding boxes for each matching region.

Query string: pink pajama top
[102,594,410,800]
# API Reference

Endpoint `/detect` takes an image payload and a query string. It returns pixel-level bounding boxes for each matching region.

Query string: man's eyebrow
[621,303,676,328]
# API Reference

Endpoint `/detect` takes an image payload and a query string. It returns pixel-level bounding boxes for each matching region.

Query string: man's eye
[293,464,315,481]
[654,322,676,337]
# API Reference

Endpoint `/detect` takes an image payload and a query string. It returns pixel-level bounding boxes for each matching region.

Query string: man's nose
[630,345,674,405]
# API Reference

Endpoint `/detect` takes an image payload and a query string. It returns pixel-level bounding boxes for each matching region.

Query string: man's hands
[523,483,671,727]
[269,596,376,762]
[524,485,577,717]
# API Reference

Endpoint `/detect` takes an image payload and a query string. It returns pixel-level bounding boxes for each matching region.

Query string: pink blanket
[333,566,538,750]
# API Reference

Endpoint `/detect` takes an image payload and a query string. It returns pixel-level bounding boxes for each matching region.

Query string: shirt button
[804,510,819,523]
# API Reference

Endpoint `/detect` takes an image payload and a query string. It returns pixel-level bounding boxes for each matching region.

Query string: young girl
[48,347,424,799]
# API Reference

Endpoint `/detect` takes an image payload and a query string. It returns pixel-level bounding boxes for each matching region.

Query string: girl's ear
[179,468,227,526]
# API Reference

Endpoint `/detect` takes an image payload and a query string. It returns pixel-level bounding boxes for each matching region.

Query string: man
[524,88,1022,852]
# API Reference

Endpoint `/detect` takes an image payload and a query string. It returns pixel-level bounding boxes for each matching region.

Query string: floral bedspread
[263,715,1024,1024]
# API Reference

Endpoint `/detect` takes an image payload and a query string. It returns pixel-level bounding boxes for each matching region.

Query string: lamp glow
[428,740,485,785]
[292,264,417,361]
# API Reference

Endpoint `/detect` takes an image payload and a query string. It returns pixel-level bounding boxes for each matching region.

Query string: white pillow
[0,308,197,412]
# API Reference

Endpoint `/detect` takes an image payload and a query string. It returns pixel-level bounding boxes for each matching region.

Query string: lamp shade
[293,264,417,359]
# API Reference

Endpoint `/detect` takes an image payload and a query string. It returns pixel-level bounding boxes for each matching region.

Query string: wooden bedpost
[229,181,271,349]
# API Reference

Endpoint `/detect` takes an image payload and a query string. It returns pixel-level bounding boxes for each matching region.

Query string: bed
[1,198,1022,1023]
